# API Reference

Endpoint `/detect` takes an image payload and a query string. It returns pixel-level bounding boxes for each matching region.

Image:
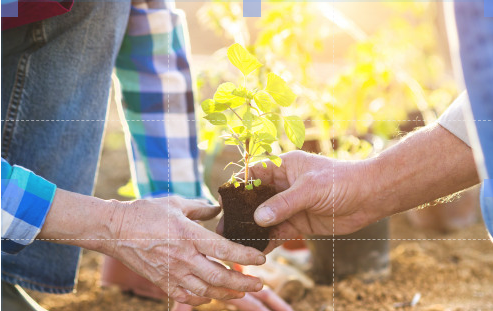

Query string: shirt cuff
[437,91,471,146]
[1,159,57,254]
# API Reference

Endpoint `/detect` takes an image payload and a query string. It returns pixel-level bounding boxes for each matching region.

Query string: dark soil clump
[218,182,277,251]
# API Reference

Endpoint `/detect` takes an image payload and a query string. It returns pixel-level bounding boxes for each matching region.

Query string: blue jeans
[1,1,130,293]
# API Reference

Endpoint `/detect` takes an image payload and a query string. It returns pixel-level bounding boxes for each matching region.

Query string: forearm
[364,123,479,219]
[37,189,119,254]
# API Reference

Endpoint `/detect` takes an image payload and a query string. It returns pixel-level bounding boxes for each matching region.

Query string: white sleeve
[437,91,471,147]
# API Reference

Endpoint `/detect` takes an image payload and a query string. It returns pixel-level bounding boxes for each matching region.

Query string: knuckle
[213,243,230,259]
[207,269,225,286]
[192,283,209,297]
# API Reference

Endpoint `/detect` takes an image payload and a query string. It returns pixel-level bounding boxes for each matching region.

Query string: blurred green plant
[196,1,457,160]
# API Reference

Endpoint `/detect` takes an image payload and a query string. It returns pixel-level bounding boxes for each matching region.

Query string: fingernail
[255,206,274,224]
[255,282,263,291]
[256,254,266,265]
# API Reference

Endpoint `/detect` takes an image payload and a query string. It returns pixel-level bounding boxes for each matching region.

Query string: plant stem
[229,107,243,121]
[244,137,250,183]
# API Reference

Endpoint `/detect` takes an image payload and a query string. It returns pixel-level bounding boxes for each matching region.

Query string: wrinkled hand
[172,286,293,311]
[218,151,376,253]
[105,196,266,306]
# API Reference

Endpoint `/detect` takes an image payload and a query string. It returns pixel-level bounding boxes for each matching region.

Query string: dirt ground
[27,103,493,311]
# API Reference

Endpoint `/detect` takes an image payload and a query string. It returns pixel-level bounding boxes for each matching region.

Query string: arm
[2,158,266,305]
[366,123,479,219]
[37,188,266,305]
[234,121,479,252]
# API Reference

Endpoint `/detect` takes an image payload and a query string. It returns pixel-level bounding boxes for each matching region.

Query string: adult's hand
[172,286,293,311]
[39,191,266,306]
[218,150,374,253]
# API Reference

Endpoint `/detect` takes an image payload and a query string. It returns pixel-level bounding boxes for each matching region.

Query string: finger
[254,181,309,227]
[192,254,263,293]
[171,302,193,311]
[262,223,299,254]
[168,286,211,306]
[179,274,244,300]
[183,200,221,221]
[227,293,271,311]
[192,229,266,266]
[216,216,224,235]
[250,288,294,311]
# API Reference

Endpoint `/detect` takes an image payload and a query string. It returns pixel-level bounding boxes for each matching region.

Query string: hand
[217,150,376,253]
[106,196,266,306]
[172,286,293,311]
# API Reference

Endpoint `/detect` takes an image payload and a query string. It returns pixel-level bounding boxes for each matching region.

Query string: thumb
[254,182,308,227]
[183,199,221,221]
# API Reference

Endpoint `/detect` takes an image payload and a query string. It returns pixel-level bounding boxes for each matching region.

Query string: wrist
[38,189,123,254]
[358,156,399,223]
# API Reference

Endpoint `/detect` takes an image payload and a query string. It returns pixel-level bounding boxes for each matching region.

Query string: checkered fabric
[116,0,202,199]
[1,158,56,254]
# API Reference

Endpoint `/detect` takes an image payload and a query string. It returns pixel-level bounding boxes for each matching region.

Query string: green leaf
[213,82,245,108]
[261,118,277,138]
[117,180,136,199]
[224,138,239,145]
[262,162,267,168]
[257,132,276,144]
[283,116,305,148]
[243,111,255,130]
[234,182,241,188]
[254,91,275,112]
[204,112,227,126]
[254,179,262,187]
[232,87,253,100]
[268,155,282,167]
[201,99,228,114]
[232,126,245,134]
[260,143,272,153]
[265,73,297,107]
[227,43,263,76]
[245,183,254,190]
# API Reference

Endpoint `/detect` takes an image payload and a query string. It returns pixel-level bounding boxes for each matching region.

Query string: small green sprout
[202,43,305,189]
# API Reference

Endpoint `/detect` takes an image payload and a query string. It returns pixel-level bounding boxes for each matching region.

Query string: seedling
[202,43,305,188]
[203,44,305,251]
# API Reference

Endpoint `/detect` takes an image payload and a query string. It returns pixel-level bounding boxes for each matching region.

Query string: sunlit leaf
[268,155,282,167]
[201,99,228,114]
[204,112,227,125]
[260,143,272,153]
[254,179,262,187]
[265,73,297,107]
[262,162,267,168]
[232,126,245,134]
[257,132,276,144]
[227,43,263,76]
[233,86,253,99]
[254,90,275,112]
[117,180,136,199]
[245,183,254,190]
[243,111,255,130]
[213,82,245,108]
[261,118,277,138]
[225,137,239,145]
[283,116,305,148]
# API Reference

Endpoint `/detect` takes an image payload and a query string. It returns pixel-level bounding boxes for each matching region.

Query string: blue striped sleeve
[1,158,57,254]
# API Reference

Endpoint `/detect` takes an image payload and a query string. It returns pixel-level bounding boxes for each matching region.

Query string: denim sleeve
[1,158,57,254]
[115,0,203,200]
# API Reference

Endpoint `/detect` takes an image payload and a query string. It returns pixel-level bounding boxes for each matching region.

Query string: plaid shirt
[1,0,202,254]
